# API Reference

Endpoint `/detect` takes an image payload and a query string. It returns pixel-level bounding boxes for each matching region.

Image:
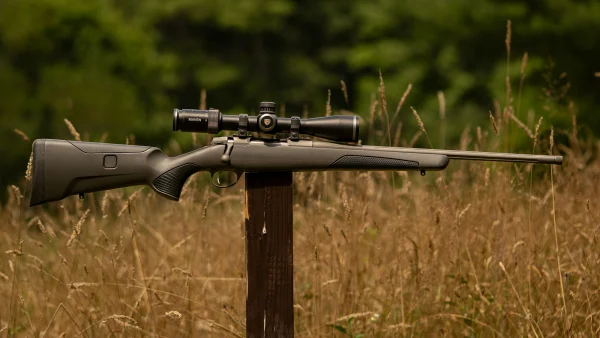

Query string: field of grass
[1,99,598,337]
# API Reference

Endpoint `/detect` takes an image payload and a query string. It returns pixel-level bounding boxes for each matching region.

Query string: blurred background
[1,0,599,195]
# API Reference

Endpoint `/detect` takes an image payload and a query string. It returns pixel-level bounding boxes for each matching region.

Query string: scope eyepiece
[173,104,360,142]
[173,108,221,134]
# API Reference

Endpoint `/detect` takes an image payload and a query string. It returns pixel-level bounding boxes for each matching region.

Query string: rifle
[29,102,562,206]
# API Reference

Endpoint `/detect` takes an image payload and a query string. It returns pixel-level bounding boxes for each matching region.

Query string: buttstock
[29,139,225,206]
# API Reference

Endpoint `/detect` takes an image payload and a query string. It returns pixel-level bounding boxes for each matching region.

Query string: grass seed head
[378,70,388,118]
[25,152,33,181]
[165,310,182,320]
[63,118,81,141]
[410,107,426,133]
[10,185,22,207]
[437,91,446,120]
[533,116,543,149]
[37,220,47,235]
[489,112,499,136]
[340,80,349,106]
[101,315,143,332]
[521,52,529,76]
[67,209,90,248]
[27,254,43,265]
[5,239,23,256]
[14,129,30,142]
[172,267,192,277]
[395,83,413,117]
[101,192,110,219]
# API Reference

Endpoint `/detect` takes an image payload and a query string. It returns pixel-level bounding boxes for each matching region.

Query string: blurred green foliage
[1,0,599,191]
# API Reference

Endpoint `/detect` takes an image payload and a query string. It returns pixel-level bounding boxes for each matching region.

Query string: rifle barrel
[438,149,561,164]
[343,144,563,165]
[394,148,562,164]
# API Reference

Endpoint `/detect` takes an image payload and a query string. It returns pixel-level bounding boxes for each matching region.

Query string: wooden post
[245,172,294,337]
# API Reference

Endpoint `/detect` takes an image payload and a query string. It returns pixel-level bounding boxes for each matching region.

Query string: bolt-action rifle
[29,102,562,206]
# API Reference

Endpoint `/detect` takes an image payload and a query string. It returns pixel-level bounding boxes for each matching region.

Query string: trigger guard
[210,170,243,188]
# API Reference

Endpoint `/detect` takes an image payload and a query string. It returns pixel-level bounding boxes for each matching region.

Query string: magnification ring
[207,109,220,134]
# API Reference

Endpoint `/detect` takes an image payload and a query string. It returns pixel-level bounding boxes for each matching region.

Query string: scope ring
[289,116,300,140]
[238,114,249,138]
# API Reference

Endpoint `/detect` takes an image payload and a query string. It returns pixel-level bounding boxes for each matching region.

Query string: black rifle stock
[29,136,562,206]
[29,139,227,206]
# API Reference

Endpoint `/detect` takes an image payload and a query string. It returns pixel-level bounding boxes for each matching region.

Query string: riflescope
[173,102,360,142]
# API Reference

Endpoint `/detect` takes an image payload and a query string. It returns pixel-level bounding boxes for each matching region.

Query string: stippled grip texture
[152,164,201,200]
[329,155,418,169]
